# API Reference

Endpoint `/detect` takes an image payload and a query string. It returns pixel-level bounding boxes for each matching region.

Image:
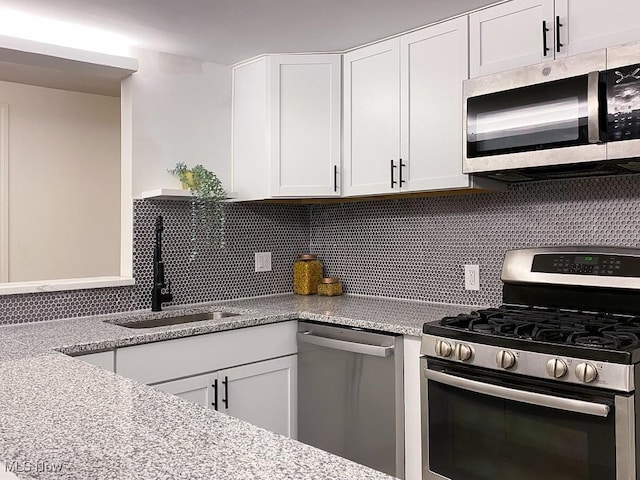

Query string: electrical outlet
[255,252,272,272]
[464,264,480,291]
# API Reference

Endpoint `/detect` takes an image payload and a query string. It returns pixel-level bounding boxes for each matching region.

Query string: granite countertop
[0,294,480,479]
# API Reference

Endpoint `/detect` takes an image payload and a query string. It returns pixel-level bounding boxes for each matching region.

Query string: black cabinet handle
[390,159,397,188]
[333,165,338,192]
[212,379,218,410]
[542,20,550,56]
[222,375,229,409]
[556,16,563,53]
[399,159,406,186]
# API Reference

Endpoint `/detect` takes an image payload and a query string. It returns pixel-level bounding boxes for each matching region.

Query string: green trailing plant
[168,162,226,259]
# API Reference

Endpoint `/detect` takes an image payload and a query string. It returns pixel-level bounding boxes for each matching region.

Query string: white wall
[2,80,121,282]
[128,48,232,198]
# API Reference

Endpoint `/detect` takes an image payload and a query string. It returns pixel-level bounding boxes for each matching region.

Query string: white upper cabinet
[554,0,640,58]
[343,39,401,196]
[470,0,556,78]
[344,17,472,196]
[270,55,341,197]
[232,54,341,200]
[400,16,470,192]
[471,0,640,78]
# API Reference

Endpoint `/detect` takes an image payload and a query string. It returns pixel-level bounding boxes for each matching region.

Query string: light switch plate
[464,264,480,291]
[255,252,272,272]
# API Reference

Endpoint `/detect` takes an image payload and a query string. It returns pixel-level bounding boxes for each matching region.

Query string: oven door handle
[426,369,610,417]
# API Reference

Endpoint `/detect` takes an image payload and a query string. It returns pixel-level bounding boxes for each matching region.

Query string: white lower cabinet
[403,336,423,480]
[75,350,115,372]
[218,355,297,438]
[154,372,214,408]
[154,355,297,438]
[115,321,298,438]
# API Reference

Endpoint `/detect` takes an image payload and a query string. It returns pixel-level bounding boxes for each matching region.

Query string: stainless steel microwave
[463,42,640,182]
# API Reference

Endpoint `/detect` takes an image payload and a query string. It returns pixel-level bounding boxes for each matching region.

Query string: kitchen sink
[112,311,240,329]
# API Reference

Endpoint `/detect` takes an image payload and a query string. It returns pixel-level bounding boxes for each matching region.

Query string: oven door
[421,358,636,480]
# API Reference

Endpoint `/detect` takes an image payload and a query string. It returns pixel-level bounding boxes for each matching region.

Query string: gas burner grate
[439,306,640,351]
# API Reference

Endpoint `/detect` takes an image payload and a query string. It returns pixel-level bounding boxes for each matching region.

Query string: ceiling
[0,0,499,65]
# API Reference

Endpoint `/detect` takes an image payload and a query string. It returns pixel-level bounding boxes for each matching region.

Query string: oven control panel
[531,253,640,277]
[421,335,635,393]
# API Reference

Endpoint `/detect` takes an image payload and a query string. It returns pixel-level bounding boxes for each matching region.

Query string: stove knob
[546,358,568,378]
[454,343,473,362]
[496,350,516,369]
[575,362,598,383]
[434,340,453,358]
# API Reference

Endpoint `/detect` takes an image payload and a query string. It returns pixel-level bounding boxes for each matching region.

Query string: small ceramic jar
[317,277,343,296]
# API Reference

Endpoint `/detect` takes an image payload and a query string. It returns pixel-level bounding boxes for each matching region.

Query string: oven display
[574,255,599,265]
[532,253,640,277]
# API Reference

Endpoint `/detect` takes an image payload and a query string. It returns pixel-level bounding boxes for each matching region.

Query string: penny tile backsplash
[0,201,309,324]
[1,175,639,324]
[310,175,640,307]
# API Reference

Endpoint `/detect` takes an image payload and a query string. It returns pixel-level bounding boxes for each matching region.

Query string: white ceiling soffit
[0,0,500,65]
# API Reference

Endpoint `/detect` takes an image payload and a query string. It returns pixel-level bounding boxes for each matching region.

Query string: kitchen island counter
[0,294,479,479]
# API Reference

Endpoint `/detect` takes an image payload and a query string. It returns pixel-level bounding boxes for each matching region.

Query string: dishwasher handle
[297,331,394,357]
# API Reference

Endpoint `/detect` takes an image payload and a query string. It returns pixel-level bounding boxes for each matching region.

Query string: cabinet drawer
[115,321,297,384]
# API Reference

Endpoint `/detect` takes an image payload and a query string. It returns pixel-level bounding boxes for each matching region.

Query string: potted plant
[169,162,226,258]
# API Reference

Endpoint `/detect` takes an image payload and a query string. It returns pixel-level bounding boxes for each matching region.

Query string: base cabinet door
[153,373,214,409]
[153,355,297,438]
[218,355,297,439]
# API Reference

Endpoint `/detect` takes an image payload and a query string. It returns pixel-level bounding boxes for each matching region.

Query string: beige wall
[2,80,120,282]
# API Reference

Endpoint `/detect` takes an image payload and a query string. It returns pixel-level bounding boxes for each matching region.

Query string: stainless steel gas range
[420,246,640,480]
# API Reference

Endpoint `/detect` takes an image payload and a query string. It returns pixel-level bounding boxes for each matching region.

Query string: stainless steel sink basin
[113,311,240,329]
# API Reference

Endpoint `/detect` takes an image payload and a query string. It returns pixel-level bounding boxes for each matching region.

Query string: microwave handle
[426,369,610,417]
[587,71,601,143]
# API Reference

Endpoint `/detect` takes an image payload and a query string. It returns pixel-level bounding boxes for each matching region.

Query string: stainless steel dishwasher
[297,320,404,478]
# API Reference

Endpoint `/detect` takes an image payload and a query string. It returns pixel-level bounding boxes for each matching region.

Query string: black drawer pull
[222,375,229,409]
[556,16,563,53]
[390,159,397,188]
[211,378,218,410]
[542,20,550,56]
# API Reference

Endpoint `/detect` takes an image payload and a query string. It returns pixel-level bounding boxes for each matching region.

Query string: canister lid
[320,277,340,284]
[297,254,318,260]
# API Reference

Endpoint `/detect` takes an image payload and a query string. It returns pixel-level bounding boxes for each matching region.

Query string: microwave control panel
[607,64,640,142]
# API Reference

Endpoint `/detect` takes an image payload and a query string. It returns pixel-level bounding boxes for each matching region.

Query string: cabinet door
[75,351,114,372]
[153,373,214,409]
[270,55,341,197]
[232,57,270,200]
[400,17,470,192]
[470,0,556,77]
[343,38,401,196]
[218,355,297,438]
[555,0,640,59]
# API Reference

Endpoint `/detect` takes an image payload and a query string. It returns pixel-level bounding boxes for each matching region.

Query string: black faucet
[151,215,173,311]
